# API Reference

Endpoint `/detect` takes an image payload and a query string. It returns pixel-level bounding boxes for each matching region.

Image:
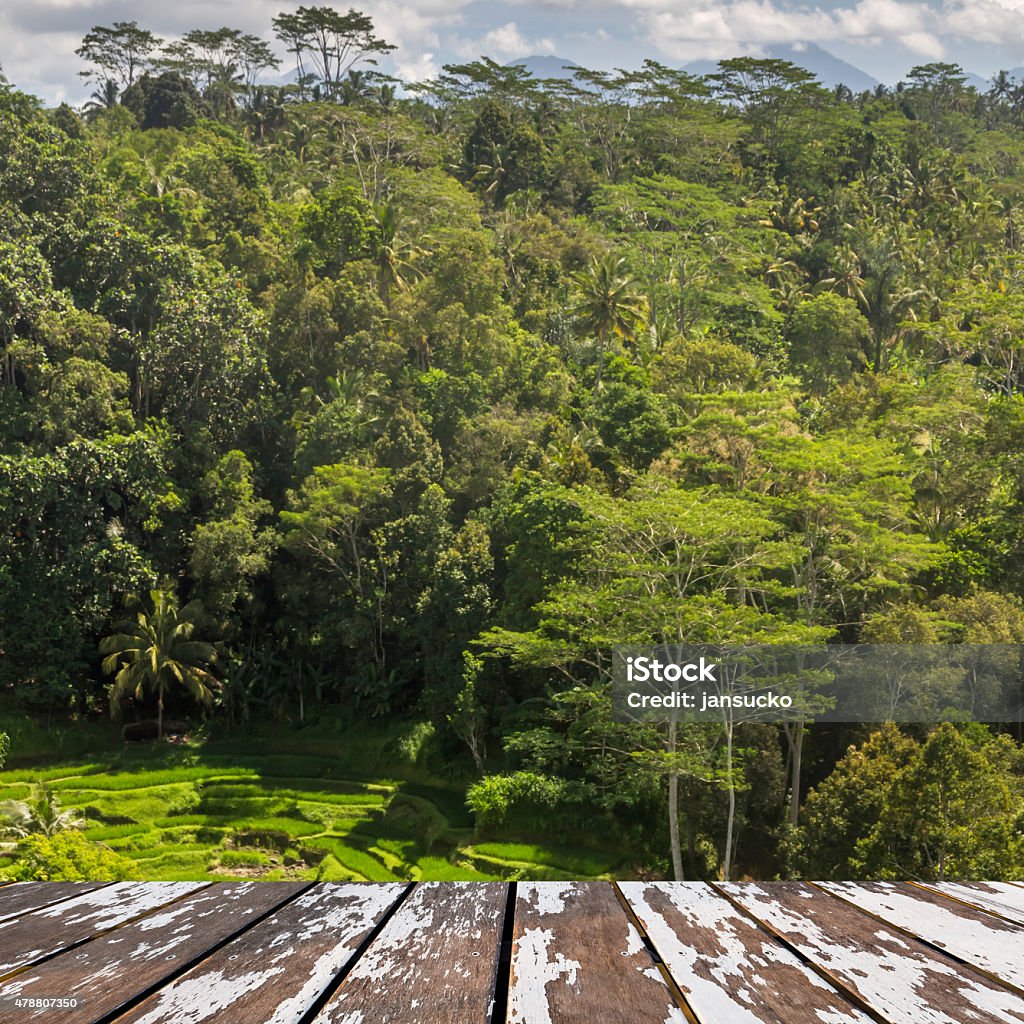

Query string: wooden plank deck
[0,881,1021,1023]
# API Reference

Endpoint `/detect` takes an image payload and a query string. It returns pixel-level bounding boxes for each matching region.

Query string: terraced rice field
[0,748,621,882]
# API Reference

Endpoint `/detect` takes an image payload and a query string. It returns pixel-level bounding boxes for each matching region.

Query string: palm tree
[100,588,219,739]
[340,69,370,106]
[990,70,1013,105]
[373,202,424,309]
[572,253,648,391]
[0,785,85,838]
[84,79,120,121]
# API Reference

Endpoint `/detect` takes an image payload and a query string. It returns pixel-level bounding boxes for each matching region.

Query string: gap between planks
[0,883,219,984]
[707,883,896,1024]
[610,882,701,1024]
[810,881,1024,1000]
[289,881,416,1024]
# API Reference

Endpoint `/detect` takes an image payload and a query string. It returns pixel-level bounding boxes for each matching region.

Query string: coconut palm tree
[100,588,219,739]
[0,785,85,838]
[83,79,120,121]
[372,202,424,309]
[572,253,648,391]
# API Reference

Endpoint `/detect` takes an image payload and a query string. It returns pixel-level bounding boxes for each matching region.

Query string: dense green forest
[2,11,1024,882]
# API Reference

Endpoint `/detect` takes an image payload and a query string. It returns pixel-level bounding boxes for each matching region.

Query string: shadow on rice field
[0,710,623,882]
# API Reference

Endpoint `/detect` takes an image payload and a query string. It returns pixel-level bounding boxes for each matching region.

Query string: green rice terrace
[0,713,621,883]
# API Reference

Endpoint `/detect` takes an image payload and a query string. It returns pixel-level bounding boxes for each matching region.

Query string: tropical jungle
[1,10,1024,883]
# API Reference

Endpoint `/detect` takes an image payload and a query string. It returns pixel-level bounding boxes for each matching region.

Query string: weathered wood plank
[311,882,505,1024]
[115,882,407,1024]
[506,882,685,1024]
[620,882,871,1024]
[0,882,306,1023]
[0,883,112,925]
[0,882,206,977]
[720,882,1024,1024]
[922,883,1024,927]
[818,881,1024,992]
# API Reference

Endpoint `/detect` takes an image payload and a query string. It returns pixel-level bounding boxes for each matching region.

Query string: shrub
[12,832,141,881]
[466,771,568,833]
[217,849,270,868]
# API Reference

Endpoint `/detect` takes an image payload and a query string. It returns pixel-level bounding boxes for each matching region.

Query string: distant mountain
[961,70,992,91]
[684,43,879,93]
[507,56,582,81]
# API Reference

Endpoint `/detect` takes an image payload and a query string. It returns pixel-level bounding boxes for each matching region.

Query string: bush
[466,771,568,833]
[217,849,270,868]
[12,832,141,881]
[383,793,448,850]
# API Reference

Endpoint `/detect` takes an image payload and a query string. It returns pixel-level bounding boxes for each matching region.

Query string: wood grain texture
[0,882,305,1023]
[115,883,407,1024]
[818,881,1024,992]
[0,883,112,925]
[922,883,1024,927]
[620,882,871,1024]
[719,882,1024,1024]
[507,882,684,1024]
[311,881,506,1024]
[0,882,206,977]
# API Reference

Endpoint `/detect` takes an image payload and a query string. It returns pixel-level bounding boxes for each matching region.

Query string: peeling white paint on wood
[510,881,683,1024]
[0,882,303,1023]
[721,883,1024,1024]
[621,882,871,1024]
[926,883,1024,926]
[508,926,582,1024]
[0,883,111,925]
[2,880,1023,1024]
[115,883,405,1024]
[519,883,579,917]
[818,882,1024,990]
[131,967,290,1024]
[0,882,204,976]
[313,883,505,1024]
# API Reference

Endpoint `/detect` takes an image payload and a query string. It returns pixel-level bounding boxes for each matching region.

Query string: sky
[3,0,1024,105]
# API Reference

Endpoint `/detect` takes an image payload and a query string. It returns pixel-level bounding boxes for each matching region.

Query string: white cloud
[942,0,1024,46]
[629,0,945,61]
[454,20,557,59]
[395,51,440,81]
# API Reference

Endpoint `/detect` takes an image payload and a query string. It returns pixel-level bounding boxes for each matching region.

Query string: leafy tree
[121,71,207,130]
[793,724,1024,880]
[100,588,220,738]
[479,477,823,878]
[77,22,163,89]
[865,724,1024,879]
[190,451,275,632]
[279,463,393,674]
[786,292,869,391]
[157,28,280,104]
[372,201,423,308]
[299,183,375,275]
[786,724,919,878]
[0,432,175,710]
[272,6,395,102]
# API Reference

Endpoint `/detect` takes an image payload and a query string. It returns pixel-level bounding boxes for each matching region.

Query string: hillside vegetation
[1,15,1024,880]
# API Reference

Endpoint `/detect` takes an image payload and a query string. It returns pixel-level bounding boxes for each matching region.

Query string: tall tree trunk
[668,718,684,881]
[157,685,164,740]
[788,719,804,826]
[723,715,736,880]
